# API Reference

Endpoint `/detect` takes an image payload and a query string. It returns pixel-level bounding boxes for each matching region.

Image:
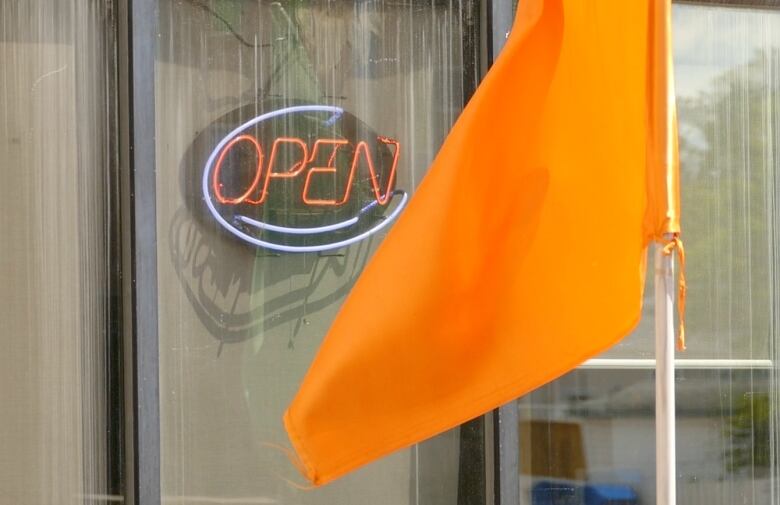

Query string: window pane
[502,3,780,504]
[513,368,772,504]
[602,2,779,360]
[0,1,120,503]
[155,0,483,503]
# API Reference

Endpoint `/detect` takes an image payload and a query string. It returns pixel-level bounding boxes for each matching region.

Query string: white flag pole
[655,240,676,505]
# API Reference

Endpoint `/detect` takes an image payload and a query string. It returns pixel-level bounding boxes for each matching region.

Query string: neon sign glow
[202,105,408,253]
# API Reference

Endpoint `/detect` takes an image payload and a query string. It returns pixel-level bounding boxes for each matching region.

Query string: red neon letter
[341,136,400,206]
[302,139,350,206]
[212,135,264,205]
[247,137,309,205]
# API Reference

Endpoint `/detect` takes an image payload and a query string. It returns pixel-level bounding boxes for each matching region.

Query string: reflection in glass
[516,368,772,504]
[157,0,483,503]
[606,3,779,359]
[510,4,780,505]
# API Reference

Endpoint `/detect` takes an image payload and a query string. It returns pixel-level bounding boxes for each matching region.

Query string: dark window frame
[118,1,161,504]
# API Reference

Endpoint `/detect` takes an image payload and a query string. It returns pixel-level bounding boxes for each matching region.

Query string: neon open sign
[202,105,408,253]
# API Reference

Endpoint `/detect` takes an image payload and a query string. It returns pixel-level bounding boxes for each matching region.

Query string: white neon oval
[201,105,408,253]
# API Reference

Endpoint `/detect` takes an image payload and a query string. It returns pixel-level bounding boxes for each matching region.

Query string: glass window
[502,3,780,504]
[0,1,120,503]
[514,367,773,504]
[608,1,779,360]
[155,0,484,503]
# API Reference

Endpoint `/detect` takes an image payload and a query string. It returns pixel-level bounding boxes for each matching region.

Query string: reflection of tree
[677,48,776,357]
[725,392,770,474]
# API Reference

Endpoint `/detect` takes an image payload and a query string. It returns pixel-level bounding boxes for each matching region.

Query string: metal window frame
[118,1,161,504]
[486,2,519,503]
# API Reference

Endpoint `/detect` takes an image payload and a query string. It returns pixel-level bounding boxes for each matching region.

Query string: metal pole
[497,403,520,505]
[655,243,676,505]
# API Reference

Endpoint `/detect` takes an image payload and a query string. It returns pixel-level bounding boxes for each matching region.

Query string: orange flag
[285,0,681,485]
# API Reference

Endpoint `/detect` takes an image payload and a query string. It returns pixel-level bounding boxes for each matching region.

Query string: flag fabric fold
[284,0,681,485]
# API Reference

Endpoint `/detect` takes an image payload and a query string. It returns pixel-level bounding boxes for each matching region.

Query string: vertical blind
[0,1,118,503]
